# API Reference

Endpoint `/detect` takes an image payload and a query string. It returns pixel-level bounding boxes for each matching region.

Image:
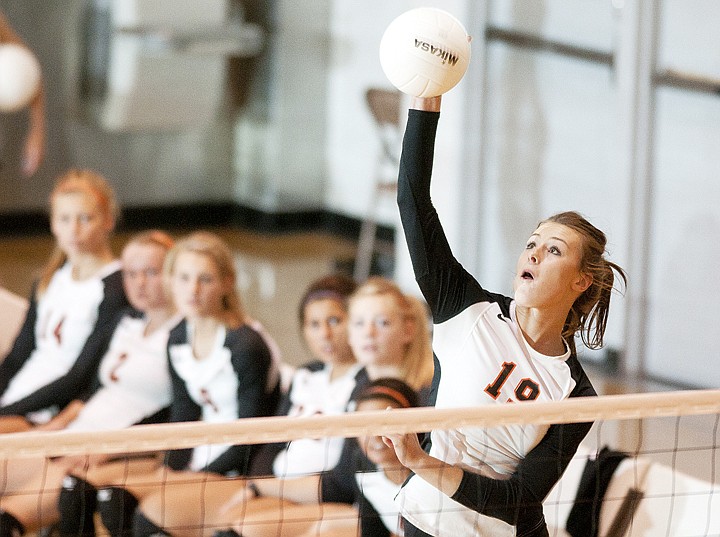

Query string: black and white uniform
[64,312,181,431]
[270,362,365,477]
[0,261,128,422]
[320,439,402,537]
[164,319,280,476]
[395,110,596,536]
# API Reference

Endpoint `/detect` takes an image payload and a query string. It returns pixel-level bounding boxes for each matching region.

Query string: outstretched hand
[410,95,441,112]
[382,431,426,471]
[384,427,465,499]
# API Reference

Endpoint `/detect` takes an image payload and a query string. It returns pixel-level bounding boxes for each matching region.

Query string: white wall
[233,0,331,212]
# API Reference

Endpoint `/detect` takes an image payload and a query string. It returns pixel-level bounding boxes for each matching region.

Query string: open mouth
[521,271,534,281]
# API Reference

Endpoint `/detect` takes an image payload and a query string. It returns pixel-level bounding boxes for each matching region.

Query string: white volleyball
[379,7,471,98]
[0,43,42,113]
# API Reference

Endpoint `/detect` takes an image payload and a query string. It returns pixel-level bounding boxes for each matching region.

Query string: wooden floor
[0,226,716,483]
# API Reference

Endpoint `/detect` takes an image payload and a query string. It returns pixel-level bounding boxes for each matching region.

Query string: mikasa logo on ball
[413,39,459,66]
[379,7,470,97]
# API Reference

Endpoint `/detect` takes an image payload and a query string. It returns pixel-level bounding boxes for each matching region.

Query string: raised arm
[0,283,38,398]
[0,11,46,176]
[21,83,46,176]
[0,12,21,42]
[397,97,486,324]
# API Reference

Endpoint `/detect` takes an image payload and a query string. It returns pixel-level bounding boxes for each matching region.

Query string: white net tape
[3,389,720,459]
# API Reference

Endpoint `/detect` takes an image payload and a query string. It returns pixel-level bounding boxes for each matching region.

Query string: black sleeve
[0,270,129,416]
[397,109,508,324]
[352,447,392,537]
[347,367,371,406]
[165,322,203,422]
[247,391,291,476]
[0,282,39,397]
[204,444,254,477]
[450,373,596,534]
[202,325,277,476]
[164,321,202,471]
[319,438,360,504]
[226,324,276,420]
[358,494,391,537]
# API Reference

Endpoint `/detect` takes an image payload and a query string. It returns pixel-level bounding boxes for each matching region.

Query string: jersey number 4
[484,361,540,401]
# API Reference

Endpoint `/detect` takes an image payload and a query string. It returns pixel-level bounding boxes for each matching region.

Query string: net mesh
[1,389,719,537]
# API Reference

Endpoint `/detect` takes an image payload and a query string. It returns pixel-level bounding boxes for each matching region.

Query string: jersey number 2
[484,361,540,401]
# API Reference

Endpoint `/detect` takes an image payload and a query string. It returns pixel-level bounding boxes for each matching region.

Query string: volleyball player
[382,95,628,537]
[345,277,434,402]
[57,231,179,432]
[0,230,178,537]
[250,272,363,477]
[0,169,128,432]
[89,231,280,537]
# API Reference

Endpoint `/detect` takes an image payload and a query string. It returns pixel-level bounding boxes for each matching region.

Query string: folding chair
[354,87,403,282]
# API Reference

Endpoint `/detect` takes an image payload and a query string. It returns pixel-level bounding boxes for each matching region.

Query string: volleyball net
[1,389,719,537]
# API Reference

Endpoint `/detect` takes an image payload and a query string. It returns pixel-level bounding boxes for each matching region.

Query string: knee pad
[0,511,25,537]
[212,531,243,537]
[132,511,169,537]
[96,488,138,537]
[57,475,97,537]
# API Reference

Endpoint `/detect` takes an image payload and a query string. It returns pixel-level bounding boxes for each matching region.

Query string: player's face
[348,294,413,368]
[170,251,229,321]
[357,398,403,468]
[303,298,354,365]
[122,243,169,313]
[513,222,590,310]
[50,191,112,259]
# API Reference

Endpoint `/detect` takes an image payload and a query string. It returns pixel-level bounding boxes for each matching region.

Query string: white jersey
[356,471,404,536]
[170,324,238,470]
[272,363,364,477]
[398,302,573,536]
[432,302,573,475]
[0,261,121,421]
[65,314,180,431]
[165,319,277,476]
